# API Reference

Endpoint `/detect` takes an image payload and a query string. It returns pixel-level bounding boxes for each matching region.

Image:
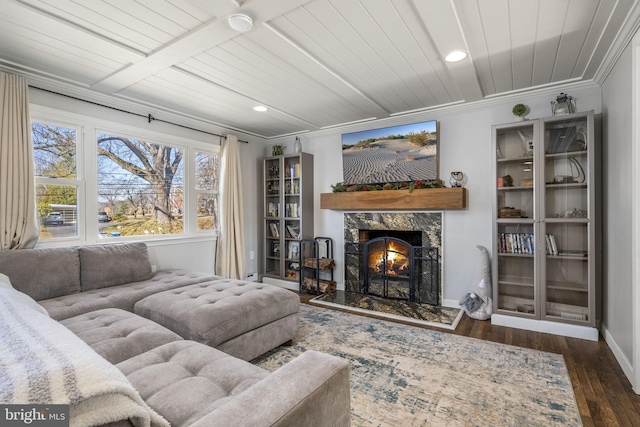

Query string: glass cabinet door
[541,113,592,323]
[494,121,538,316]
[283,156,302,280]
[263,153,312,284]
[264,157,282,277]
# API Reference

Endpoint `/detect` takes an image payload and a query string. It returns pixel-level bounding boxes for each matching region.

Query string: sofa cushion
[117,340,269,427]
[0,246,80,300]
[60,308,183,364]
[134,279,300,352]
[40,269,219,320]
[79,242,153,291]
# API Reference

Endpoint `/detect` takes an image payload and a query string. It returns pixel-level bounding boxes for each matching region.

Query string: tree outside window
[32,122,79,240]
[195,151,219,231]
[31,118,218,241]
[97,133,184,237]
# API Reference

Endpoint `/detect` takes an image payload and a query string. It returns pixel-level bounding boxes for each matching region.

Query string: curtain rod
[30,86,249,143]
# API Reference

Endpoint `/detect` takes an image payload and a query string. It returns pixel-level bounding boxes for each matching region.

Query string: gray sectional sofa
[0,242,351,427]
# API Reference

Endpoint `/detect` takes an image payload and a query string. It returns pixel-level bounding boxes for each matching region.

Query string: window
[31,107,219,244]
[32,122,81,240]
[195,151,219,231]
[97,132,185,238]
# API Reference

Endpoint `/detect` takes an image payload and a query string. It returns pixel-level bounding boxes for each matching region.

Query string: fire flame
[370,241,409,276]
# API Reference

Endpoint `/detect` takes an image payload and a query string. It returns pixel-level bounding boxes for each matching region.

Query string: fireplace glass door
[364,237,412,300]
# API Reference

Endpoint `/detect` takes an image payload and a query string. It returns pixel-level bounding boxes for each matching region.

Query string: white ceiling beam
[13,0,145,62]
[91,0,312,93]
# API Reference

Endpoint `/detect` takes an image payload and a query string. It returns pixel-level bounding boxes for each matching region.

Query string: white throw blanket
[0,278,169,427]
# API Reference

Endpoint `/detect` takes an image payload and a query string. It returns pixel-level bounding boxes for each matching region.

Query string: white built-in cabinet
[491,111,599,340]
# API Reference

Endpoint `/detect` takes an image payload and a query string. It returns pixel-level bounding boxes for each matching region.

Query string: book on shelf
[545,234,558,255]
[286,202,298,218]
[549,234,558,255]
[267,202,280,217]
[269,223,279,238]
[286,225,300,239]
[285,163,301,178]
[287,241,300,259]
[557,251,587,257]
[284,181,300,195]
[498,232,534,254]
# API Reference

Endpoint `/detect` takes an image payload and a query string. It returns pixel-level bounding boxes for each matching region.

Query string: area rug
[253,305,582,427]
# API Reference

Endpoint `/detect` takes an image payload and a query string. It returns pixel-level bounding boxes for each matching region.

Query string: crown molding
[593,1,640,85]
[266,79,601,142]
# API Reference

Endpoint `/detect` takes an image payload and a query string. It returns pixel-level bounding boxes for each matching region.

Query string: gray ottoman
[60,308,183,364]
[134,279,300,361]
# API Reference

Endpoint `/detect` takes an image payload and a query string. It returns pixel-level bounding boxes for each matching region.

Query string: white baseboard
[600,323,636,391]
[491,314,599,341]
[262,276,299,291]
[443,298,461,309]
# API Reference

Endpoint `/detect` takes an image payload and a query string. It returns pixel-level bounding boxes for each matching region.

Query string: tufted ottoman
[40,269,219,321]
[134,279,300,361]
[60,308,183,364]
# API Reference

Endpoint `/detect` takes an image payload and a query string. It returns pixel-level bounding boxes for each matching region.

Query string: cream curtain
[215,134,245,279]
[0,72,38,250]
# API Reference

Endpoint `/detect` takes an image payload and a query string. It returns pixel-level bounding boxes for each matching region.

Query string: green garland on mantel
[331,179,445,193]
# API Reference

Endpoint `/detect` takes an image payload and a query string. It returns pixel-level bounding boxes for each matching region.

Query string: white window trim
[191,148,220,234]
[32,118,86,244]
[30,104,220,247]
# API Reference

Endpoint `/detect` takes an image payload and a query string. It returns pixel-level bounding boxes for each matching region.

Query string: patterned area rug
[253,305,582,427]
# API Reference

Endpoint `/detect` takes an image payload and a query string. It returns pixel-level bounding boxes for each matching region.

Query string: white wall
[601,38,638,390]
[146,240,216,274]
[240,138,267,280]
[601,43,634,374]
[634,32,640,396]
[268,86,602,306]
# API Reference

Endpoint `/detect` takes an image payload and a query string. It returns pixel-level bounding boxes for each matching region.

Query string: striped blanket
[0,274,168,427]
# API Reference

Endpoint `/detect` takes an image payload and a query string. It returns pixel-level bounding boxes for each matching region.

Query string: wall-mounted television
[341,120,439,185]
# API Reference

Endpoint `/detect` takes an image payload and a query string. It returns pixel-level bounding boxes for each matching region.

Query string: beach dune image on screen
[342,121,438,185]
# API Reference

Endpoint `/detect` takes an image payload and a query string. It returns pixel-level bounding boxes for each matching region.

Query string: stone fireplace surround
[343,212,443,305]
[311,211,461,329]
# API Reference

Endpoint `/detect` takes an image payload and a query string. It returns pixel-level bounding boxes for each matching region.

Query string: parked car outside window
[42,212,64,226]
[98,211,110,222]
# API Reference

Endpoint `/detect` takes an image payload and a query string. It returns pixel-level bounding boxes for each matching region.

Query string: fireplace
[344,213,442,306]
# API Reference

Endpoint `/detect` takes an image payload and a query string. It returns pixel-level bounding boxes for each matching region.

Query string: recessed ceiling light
[445,50,467,62]
[253,106,268,112]
[228,14,253,32]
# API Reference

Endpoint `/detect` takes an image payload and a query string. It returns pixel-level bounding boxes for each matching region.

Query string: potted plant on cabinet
[512,103,528,121]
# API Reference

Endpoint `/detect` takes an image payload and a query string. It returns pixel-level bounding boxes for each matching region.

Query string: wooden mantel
[320,187,467,210]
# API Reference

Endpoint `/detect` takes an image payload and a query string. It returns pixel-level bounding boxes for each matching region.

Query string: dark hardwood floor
[299,294,640,426]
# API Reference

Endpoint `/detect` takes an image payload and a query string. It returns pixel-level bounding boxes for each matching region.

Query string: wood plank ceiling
[0,0,637,138]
